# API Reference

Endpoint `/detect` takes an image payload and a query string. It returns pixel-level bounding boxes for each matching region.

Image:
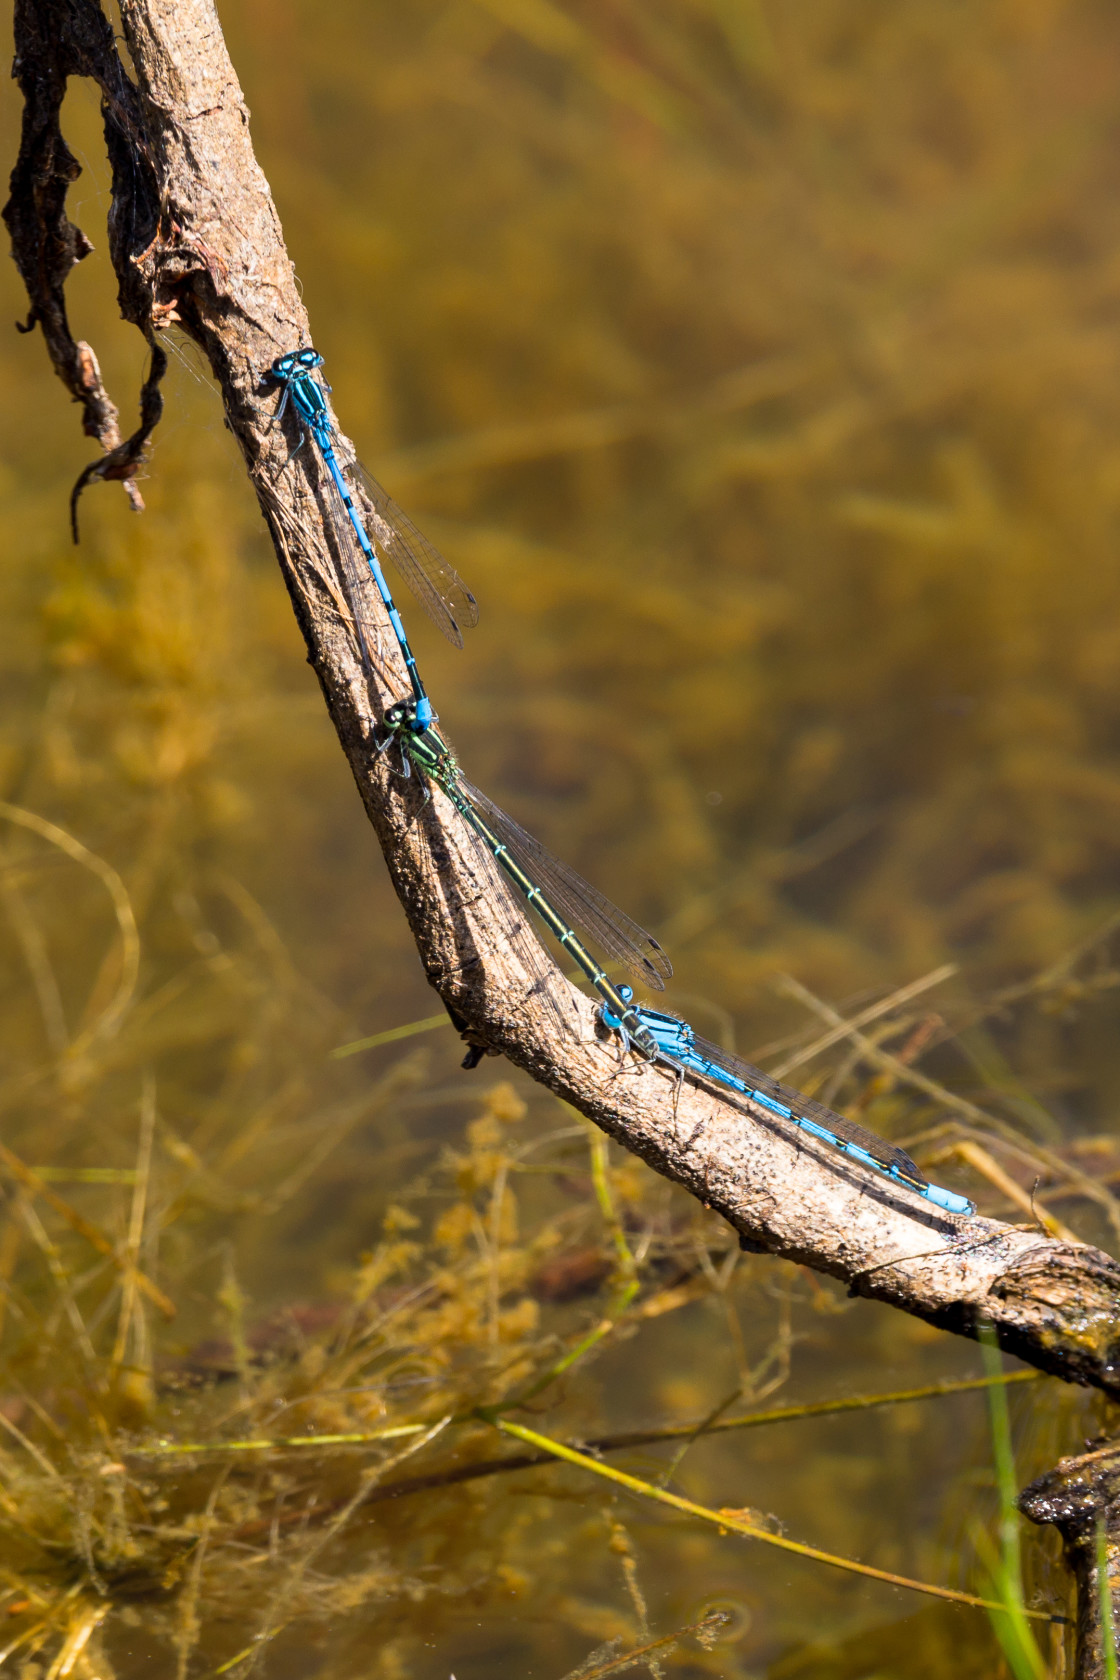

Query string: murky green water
[1,2,1119,1674]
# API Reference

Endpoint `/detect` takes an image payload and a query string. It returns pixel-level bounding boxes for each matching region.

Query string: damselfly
[600,988,975,1216]
[385,701,671,1058]
[268,348,477,730]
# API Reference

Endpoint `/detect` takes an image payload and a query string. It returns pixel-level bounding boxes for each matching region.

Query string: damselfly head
[270,347,323,379]
[618,985,635,1005]
[387,698,446,745]
[385,700,413,734]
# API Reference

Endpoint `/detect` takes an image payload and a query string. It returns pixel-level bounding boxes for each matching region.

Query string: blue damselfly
[268,348,477,730]
[386,701,670,1058]
[600,988,975,1216]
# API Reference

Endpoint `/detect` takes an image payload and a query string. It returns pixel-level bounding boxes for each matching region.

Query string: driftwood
[5,0,1119,1668]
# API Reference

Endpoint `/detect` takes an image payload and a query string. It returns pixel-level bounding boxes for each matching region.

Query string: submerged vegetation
[3,0,1120,1672]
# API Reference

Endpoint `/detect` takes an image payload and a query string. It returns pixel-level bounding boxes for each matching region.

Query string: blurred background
[2,0,1120,1674]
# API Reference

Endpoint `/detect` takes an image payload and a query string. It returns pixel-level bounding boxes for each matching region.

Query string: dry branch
[6,0,1120,1419]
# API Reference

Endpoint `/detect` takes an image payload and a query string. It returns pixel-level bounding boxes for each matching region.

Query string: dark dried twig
[3,0,169,530]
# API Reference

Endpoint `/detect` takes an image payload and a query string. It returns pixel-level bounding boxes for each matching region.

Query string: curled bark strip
[3,0,171,531]
[69,336,168,540]
[6,0,1120,1404]
[1021,1443,1120,1680]
[5,0,102,414]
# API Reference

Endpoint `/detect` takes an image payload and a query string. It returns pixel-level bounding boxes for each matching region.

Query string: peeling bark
[4,0,166,527]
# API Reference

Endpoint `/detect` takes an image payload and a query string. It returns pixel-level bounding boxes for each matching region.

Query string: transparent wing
[685,1032,928,1186]
[426,781,582,1042]
[257,453,386,678]
[317,464,390,674]
[456,778,672,992]
[352,461,479,650]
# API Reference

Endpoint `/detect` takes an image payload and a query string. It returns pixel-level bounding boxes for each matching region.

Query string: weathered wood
[1021,1442,1120,1680]
[6,0,1120,1408]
